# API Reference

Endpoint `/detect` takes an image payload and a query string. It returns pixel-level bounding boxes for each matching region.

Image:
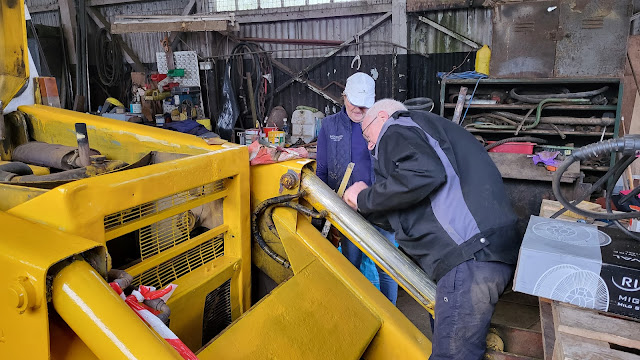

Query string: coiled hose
[252,192,326,268]
[552,136,640,241]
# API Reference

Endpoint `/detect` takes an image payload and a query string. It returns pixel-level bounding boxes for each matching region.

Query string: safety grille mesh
[202,279,232,346]
[104,180,224,231]
[138,211,194,260]
[131,233,225,289]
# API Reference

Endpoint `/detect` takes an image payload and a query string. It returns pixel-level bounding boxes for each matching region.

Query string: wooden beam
[417,15,480,49]
[28,3,59,13]
[169,0,198,49]
[271,59,341,106]
[58,0,78,65]
[234,2,392,23]
[86,8,145,72]
[111,15,234,34]
[272,12,392,96]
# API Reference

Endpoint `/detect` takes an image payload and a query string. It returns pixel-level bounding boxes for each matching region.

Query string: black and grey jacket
[357,110,520,282]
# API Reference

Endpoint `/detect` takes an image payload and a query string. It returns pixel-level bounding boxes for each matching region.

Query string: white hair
[365,99,407,121]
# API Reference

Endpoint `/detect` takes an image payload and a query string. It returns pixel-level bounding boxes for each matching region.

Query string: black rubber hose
[510,86,609,103]
[484,136,548,151]
[604,159,640,241]
[0,162,33,176]
[251,193,301,269]
[551,155,634,219]
[552,137,640,221]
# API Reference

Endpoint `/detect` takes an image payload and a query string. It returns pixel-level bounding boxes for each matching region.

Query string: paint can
[130,103,142,114]
[155,114,165,127]
[245,129,260,144]
[268,131,286,146]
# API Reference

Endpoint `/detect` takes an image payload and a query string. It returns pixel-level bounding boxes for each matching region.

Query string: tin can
[268,131,285,146]
[245,129,260,144]
[155,114,165,127]
[130,103,142,114]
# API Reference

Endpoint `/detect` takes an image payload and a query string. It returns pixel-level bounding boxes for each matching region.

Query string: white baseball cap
[344,72,375,108]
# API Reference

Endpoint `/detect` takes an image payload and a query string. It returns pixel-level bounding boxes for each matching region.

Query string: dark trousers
[429,259,514,360]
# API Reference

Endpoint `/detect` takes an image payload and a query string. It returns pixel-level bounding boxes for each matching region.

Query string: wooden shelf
[467,128,613,137]
[443,103,617,111]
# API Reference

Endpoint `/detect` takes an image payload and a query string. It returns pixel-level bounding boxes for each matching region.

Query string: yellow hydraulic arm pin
[321,162,355,238]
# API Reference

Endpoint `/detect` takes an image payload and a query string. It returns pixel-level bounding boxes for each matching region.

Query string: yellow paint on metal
[0,161,49,175]
[0,211,103,359]
[272,207,316,273]
[52,260,183,360]
[18,105,219,163]
[0,0,29,107]
[294,216,432,359]
[198,261,382,360]
[166,256,241,351]
[0,183,47,211]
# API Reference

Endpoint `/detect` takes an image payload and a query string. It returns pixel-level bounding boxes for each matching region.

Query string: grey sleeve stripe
[378,116,481,244]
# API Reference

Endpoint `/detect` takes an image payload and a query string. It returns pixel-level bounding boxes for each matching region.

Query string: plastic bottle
[282,118,290,143]
[475,45,491,75]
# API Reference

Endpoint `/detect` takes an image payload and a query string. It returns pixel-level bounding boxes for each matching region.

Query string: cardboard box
[514,216,640,320]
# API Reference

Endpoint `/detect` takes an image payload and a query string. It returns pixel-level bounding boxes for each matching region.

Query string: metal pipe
[237,37,343,46]
[75,123,91,167]
[52,261,183,360]
[300,169,437,310]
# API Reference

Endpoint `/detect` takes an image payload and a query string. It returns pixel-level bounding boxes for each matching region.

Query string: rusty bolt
[280,171,299,190]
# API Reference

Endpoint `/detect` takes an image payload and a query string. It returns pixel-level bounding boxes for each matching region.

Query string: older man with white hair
[343,99,521,360]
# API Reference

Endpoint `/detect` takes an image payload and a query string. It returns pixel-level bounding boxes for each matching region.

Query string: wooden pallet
[539,298,640,360]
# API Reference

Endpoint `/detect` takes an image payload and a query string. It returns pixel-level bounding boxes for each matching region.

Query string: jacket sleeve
[315,125,329,184]
[357,126,446,214]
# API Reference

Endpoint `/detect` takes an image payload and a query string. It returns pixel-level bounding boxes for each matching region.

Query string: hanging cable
[96,28,123,88]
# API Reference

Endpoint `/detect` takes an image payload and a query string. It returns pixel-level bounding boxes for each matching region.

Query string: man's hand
[343,181,369,210]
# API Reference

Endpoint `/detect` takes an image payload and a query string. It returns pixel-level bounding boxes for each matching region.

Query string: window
[207,0,354,12]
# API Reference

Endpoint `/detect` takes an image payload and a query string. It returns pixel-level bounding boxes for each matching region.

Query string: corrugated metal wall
[409,7,492,53]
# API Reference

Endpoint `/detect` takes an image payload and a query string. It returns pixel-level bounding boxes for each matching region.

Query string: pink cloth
[248,140,309,165]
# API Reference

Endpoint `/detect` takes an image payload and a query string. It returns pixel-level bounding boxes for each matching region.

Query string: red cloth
[248,140,308,165]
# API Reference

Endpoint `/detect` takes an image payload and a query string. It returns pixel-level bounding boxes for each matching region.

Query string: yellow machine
[0,2,435,359]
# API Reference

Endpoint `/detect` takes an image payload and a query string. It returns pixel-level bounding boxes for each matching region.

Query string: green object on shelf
[168,69,185,77]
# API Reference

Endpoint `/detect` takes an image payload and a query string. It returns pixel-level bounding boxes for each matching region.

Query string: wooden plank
[488,152,580,183]
[538,199,603,220]
[417,15,479,49]
[111,16,232,34]
[58,0,78,65]
[234,2,391,23]
[168,0,197,48]
[539,298,556,360]
[555,332,640,360]
[552,302,640,350]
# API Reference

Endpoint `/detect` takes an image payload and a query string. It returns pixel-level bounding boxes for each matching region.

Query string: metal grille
[132,234,225,289]
[202,279,232,346]
[139,211,194,260]
[104,180,224,231]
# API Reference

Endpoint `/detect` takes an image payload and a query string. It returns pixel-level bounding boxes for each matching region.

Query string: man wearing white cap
[316,72,399,304]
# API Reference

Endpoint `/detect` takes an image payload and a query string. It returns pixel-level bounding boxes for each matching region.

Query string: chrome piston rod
[300,169,437,310]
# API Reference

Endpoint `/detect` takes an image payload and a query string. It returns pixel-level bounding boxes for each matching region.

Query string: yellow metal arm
[52,261,183,360]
